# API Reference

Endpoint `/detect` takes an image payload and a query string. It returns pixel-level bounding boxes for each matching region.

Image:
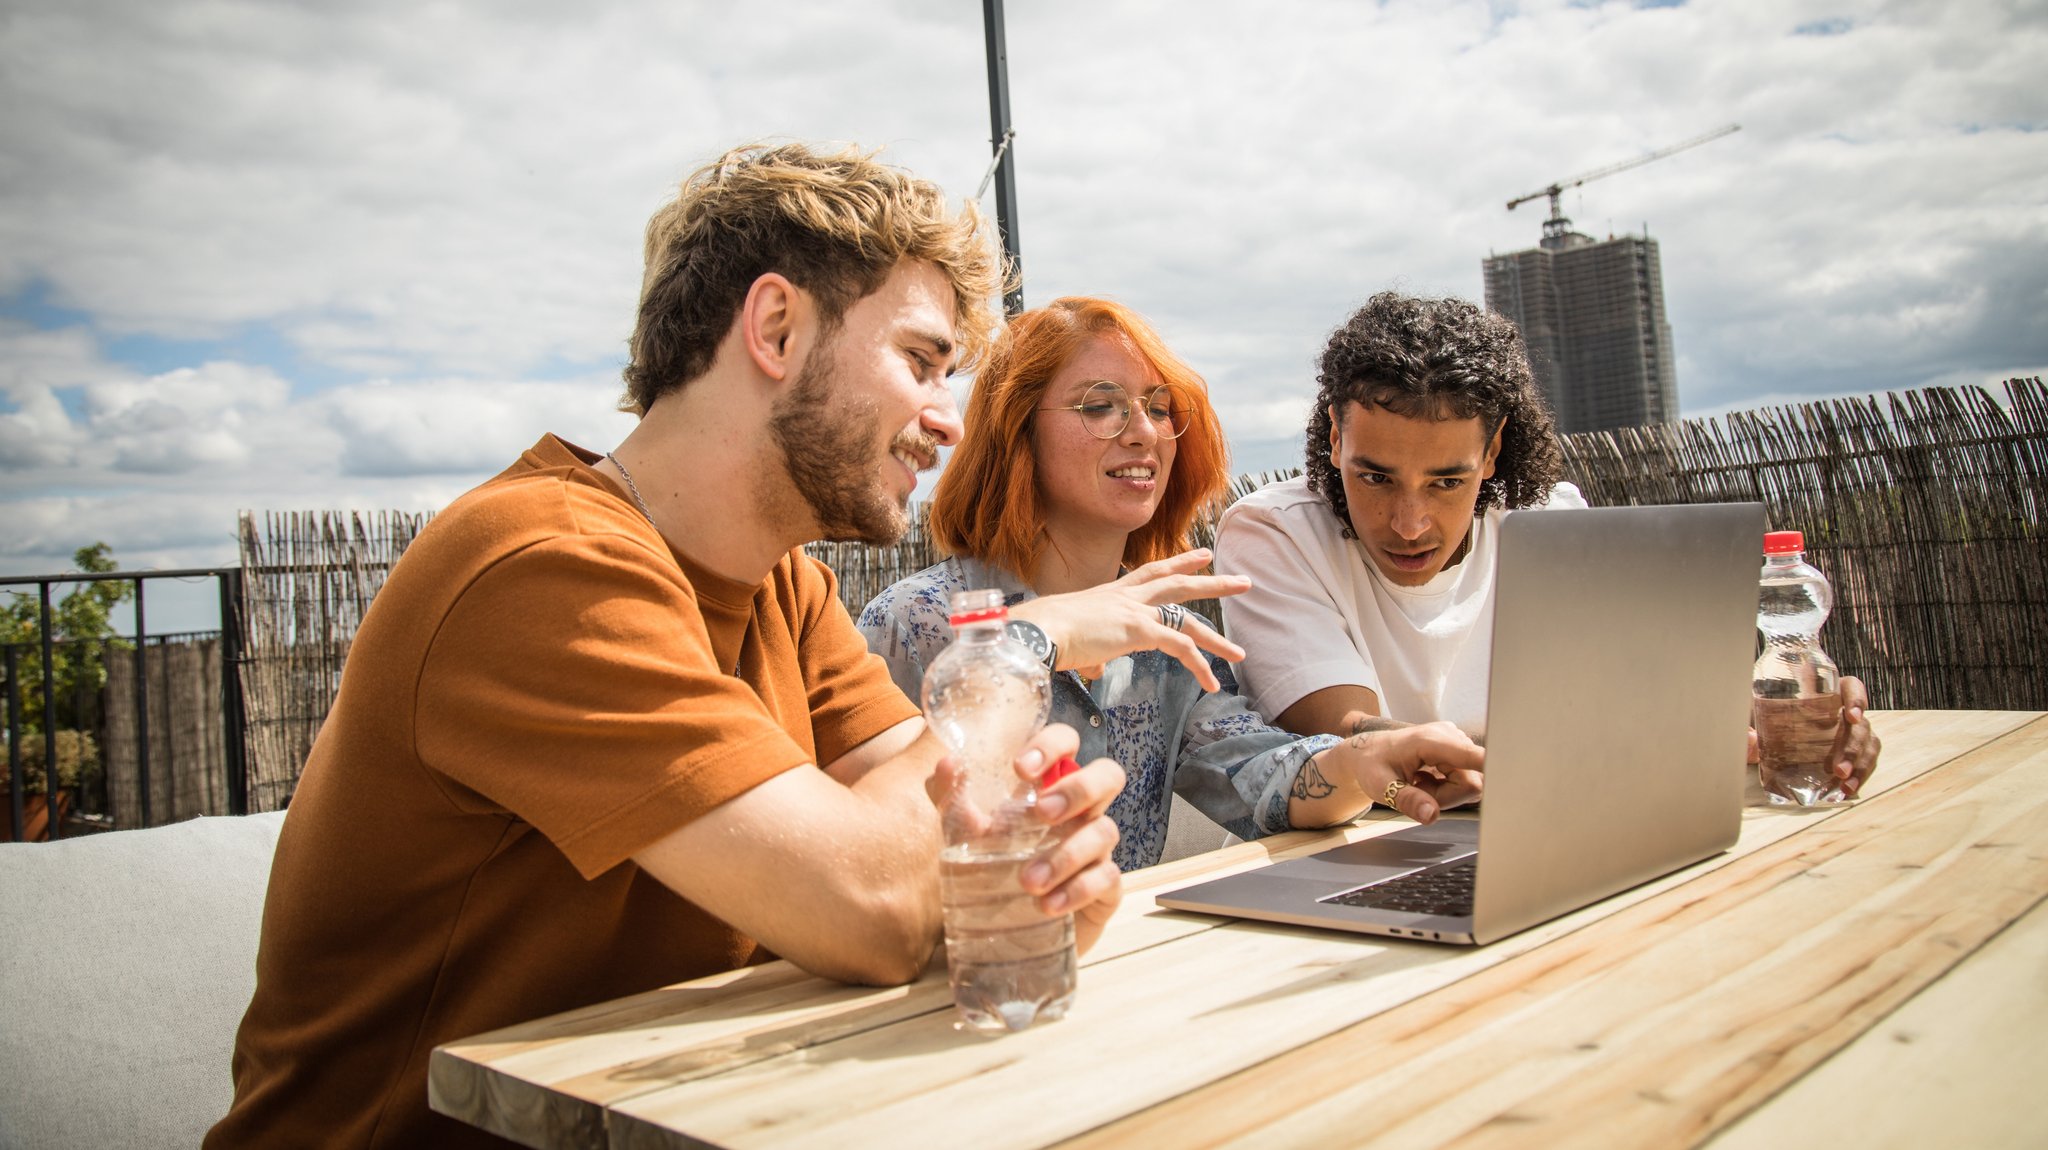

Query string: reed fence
[236,510,429,811]
[103,635,227,828]
[227,379,2044,796]
[804,504,940,620]
[811,381,2047,711]
[1556,376,2045,710]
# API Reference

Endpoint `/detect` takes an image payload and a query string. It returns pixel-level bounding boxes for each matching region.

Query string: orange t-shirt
[207,435,919,1149]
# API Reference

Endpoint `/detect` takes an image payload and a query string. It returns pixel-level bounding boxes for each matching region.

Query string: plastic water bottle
[921,589,1072,1034]
[1752,531,1848,805]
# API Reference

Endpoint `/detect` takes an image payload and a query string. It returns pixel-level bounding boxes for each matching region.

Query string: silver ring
[1158,603,1187,631]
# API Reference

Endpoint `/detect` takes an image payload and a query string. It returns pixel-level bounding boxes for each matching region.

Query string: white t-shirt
[1215,475,1587,740]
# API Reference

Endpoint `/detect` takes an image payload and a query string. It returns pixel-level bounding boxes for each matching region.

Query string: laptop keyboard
[1322,856,1478,918]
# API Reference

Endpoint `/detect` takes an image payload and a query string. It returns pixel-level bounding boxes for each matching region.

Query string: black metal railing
[1,567,246,841]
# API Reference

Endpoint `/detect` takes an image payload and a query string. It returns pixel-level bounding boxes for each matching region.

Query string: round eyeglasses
[1038,381,1191,440]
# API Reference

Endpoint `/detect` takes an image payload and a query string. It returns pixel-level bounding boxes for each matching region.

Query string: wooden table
[432,711,2048,1149]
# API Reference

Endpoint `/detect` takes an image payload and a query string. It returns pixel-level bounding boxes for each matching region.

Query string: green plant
[1,543,132,734]
[2,730,96,794]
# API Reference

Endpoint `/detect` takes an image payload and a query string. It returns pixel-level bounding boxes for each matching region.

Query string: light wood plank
[429,964,946,1144]
[598,714,2041,1149]
[429,711,2037,1148]
[1058,715,2048,1149]
[1704,896,2048,1150]
[430,814,1440,1136]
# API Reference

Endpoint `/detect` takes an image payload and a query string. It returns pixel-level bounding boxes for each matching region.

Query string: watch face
[1005,619,1052,661]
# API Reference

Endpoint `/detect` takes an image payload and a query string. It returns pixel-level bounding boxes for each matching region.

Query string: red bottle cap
[1040,756,1080,787]
[1763,531,1804,555]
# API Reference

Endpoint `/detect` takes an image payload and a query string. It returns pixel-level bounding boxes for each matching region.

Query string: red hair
[928,296,1230,581]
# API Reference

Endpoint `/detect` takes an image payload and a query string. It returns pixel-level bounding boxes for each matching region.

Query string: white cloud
[0,323,122,468]
[0,0,994,376]
[1214,393,1319,445]
[0,347,633,586]
[83,362,290,473]
[323,377,634,477]
[0,397,74,470]
[0,0,2040,599]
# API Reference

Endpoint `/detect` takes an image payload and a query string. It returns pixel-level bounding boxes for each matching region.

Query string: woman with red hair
[860,298,1482,868]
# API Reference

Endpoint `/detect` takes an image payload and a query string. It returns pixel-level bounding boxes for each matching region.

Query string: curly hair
[1305,292,1562,534]
[621,141,1006,415]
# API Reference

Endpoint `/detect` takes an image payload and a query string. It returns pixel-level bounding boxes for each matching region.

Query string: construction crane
[1508,123,1740,245]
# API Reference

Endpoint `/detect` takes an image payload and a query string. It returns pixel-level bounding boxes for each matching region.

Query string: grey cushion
[0,812,284,1150]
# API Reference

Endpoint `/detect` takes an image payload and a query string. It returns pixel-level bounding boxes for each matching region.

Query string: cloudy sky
[2,0,2042,628]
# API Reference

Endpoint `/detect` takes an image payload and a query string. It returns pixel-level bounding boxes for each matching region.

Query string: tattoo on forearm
[1349,715,1404,737]
[1292,758,1338,800]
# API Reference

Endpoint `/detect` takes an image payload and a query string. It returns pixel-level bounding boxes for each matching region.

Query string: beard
[768,341,934,546]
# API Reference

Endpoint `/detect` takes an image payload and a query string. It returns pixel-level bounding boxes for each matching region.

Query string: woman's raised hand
[1006,549,1248,692]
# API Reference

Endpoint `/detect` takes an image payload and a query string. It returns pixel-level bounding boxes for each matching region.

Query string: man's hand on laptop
[926,723,1128,956]
[1291,718,1485,827]
[1345,719,1484,824]
[1745,674,1883,798]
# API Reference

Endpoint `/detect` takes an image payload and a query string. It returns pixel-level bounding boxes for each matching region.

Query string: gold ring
[1382,779,1408,808]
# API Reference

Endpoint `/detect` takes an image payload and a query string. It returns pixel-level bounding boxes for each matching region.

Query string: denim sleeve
[1173,654,1342,838]
[855,578,955,704]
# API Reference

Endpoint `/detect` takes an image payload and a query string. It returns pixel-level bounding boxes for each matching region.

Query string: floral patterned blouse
[857,556,1340,871]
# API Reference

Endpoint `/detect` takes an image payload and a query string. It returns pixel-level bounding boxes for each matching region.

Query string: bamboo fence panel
[236,510,430,812]
[103,636,226,828]
[807,471,1308,627]
[814,382,2045,710]
[227,380,2044,796]
[804,503,940,622]
[1557,377,2046,710]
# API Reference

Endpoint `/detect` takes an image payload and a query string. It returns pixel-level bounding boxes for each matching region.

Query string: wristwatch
[1003,618,1059,671]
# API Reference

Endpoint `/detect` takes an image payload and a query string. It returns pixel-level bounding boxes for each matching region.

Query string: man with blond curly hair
[209,144,1129,1149]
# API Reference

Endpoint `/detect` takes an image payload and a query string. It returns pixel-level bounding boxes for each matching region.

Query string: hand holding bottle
[1747,673,1882,799]
[923,589,1125,1033]
[1751,532,1883,804]
[925,743,1124,946]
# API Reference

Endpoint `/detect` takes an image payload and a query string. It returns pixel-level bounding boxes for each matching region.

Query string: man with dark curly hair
[1214,292,1586,774]
[1217,291,1882,819]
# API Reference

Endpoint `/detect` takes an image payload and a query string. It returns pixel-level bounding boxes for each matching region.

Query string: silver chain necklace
[606,451,742,678]
[606,452,657,526]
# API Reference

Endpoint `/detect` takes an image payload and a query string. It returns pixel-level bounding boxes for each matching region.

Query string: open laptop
[1157,502,1765,945]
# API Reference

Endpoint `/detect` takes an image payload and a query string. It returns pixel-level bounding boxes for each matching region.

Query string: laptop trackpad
[1282,819,1480,890]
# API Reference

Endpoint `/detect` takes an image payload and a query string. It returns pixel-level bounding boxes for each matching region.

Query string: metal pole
[219,569,248,816]
[134,578,151,827]
[6,645,21,841]
[38,583,58,839]
[981,0,1024,316]
[73,639,90,819]
[159,627,177,819]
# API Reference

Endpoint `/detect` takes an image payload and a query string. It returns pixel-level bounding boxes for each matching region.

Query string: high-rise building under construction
[1484,124,1739,434]
[1483,229,1679,434]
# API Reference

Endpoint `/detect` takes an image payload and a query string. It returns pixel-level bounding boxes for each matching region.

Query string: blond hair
[622,142,1006,414]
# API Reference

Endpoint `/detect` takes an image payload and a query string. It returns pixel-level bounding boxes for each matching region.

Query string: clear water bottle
[1752,531,1848,805]
[921,588,1072,1034]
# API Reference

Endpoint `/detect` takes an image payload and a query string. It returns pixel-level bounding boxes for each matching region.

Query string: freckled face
[1329,400,1501,587]
[1031,334,1178,543]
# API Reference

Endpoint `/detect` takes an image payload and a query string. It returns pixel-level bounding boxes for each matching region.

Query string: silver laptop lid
[1470,502,1762,943]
